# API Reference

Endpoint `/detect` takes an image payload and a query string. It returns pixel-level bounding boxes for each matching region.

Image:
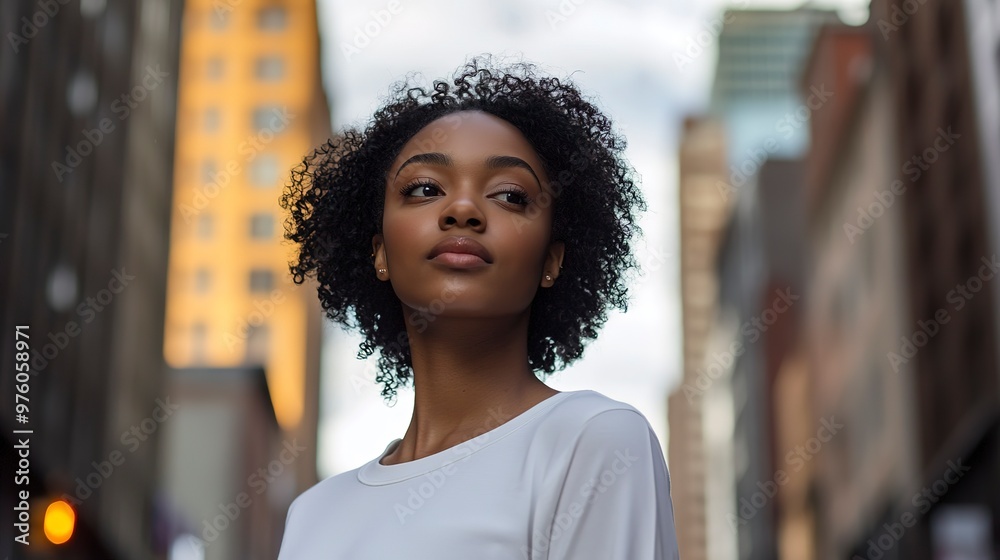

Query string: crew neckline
[357,390,584,486]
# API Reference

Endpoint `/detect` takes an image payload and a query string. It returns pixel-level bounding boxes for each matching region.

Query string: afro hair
[279,54,647,404]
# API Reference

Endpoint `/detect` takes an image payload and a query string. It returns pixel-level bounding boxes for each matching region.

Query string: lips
[427,236,493,264]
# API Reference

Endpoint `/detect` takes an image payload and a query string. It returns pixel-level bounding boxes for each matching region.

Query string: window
[200,160,218,185]
[194,267,211,293]
[245,324,269,364]
[206,57,224,80]
[204,107,220,132]
[257,6,287,30]
[255,56,285,81]
[209,8,229,30]
[251,105,285,133]
[196,214,213,239]
[191,322,208,362]
[249,213,274,239]
[249,155,280,187]
[249,269,274,292]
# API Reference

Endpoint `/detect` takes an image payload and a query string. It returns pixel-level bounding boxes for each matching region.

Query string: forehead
[394,110,540,163]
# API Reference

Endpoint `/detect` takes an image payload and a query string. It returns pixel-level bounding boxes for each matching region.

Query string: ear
[541,240,565,287]
[372,233,388,280]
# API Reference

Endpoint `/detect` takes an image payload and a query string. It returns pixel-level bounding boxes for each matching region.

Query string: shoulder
[284,465,362,524]
[540,390,654,438]
[535,390,660,459]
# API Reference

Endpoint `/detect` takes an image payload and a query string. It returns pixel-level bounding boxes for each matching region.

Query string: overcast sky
[313,0,869,477]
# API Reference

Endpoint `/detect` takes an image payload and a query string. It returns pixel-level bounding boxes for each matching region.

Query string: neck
[383,310,559,464]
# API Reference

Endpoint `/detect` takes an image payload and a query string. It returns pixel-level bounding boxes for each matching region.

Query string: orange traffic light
[43,500,75,544]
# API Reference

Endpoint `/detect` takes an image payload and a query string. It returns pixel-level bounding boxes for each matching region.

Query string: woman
[276,55,680,559]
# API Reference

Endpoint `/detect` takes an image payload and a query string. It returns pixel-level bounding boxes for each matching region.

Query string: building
[158,366,287,560]
[671,8,838,560]
[710,8,841,165]
[161,0,331,516]
[669,116,737,560]
[963,0,1000,382]
[748,158,812,560]
[0,0,184,557]
[799,1,1000,557]
[873,0,998,556]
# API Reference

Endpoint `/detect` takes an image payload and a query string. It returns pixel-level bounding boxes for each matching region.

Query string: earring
[545,274,552,282]
[378,268,386,275]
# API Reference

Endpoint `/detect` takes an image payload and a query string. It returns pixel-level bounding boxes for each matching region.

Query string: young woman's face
[373,110,564,323]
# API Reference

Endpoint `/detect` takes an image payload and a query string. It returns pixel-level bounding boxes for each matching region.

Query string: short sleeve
[542,408,680,560]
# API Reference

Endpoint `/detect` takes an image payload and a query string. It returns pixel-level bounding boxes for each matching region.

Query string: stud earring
[378,268,386,275]
[545,274,552,282]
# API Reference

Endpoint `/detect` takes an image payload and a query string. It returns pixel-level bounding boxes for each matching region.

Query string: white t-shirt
[277,389,680,559]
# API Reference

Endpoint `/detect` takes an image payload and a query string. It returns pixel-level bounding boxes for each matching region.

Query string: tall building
[746,158,812,560]
[158,366,287,559]
[0,0,184,558]
[674,8,837,560]
[670,116,739,560]
[161,0,331,507]
[800,1,1000,557]
[875,0,998,556]
[798,20,917,560]
[963,0,1000,371]
[711,8,841,164]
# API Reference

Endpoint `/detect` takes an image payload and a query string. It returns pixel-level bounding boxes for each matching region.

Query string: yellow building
[163,0,330,491]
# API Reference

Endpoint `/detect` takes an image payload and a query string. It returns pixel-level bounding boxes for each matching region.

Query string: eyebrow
[393,152,541,187]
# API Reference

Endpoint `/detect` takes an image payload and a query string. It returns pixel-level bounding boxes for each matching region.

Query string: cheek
[381,211,424,261]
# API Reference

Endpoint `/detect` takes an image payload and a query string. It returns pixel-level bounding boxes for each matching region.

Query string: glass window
[249,213,274,239]
[200,160,217,184]
[196,213,213,239]
[255,56,285,81]
[209,8,229,30]
[204,107,220,132]
[249,155,280,187]
[257,6,287,30]
[194,267,211,293]
[191,322,208,363]
[249,269,274,292]
[206,57,224,80]
[245,324,269,364]
[251,105,285,133]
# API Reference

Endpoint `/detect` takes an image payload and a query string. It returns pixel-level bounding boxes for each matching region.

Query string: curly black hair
[280,54,646,404]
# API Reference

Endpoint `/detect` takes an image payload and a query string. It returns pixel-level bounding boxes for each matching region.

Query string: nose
[438,192,486,231]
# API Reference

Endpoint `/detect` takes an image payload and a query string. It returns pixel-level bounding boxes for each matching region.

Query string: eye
[399,180,441,198]
[492,186,532,207]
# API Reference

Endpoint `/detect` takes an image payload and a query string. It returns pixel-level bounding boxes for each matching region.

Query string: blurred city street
[1,0,998,558]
